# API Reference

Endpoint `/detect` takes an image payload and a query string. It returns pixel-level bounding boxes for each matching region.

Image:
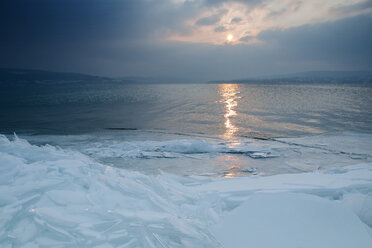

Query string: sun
[227,34,233,41]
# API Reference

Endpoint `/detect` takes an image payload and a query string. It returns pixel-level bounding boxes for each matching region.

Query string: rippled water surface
[1,83,371,137]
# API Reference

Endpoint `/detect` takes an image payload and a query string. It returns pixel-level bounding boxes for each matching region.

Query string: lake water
[1,83,371,137]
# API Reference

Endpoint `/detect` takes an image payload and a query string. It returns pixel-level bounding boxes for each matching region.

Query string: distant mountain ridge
[1,68,372,84]
[0,68,191,84]
[265,70,372,79]
[0,68,204,84]
[0,68,111,84]
[210,71,372,84]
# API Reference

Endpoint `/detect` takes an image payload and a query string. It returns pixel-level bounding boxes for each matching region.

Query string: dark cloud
[203,0,262,7]
[265,8,288,20]
[214,26,228,32]
[0,0,371,81]
[231,17,242,23]
[0,0,142,42]
[195,8,228,26]
[0,0,197,75]
[195,14,221,26]
[239,35,253,42]
[258,14,372,69]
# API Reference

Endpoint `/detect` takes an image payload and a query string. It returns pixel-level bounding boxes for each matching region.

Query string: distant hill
[0,68,114,84]
[0,68,181,85]
[2,68,372,85]
[210,71,372,84]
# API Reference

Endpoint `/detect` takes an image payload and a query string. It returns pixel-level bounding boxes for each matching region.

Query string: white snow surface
[212,193,372,248]
[0,134,372,247]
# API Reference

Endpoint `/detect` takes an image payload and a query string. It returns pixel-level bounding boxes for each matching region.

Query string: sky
[1,0,372,82]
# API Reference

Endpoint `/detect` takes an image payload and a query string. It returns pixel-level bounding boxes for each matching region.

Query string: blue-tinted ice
[0,133,372,247]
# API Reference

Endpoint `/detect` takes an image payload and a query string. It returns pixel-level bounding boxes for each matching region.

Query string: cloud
[330,0,372,17]
[195,14,222,26]
[231,17,242,23]
[203,0,263,8]
[0,0,371,81]
[265,8,288,20]
[258,14,372,67]
[239,35,253,42]
[166,0,372,45]
[195,7,229,26]
[214,26,228,32]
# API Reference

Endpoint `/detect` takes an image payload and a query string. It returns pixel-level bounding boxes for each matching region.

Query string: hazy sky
[1,0,372,82]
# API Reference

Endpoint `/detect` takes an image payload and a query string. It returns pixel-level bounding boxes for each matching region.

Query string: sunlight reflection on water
[219,84,241,139]
[218,84,247,177]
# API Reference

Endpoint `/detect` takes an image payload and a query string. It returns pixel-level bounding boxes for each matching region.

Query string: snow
[0,134,372,247]
[212,193,372,248]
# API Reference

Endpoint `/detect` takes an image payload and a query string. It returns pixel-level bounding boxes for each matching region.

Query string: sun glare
[227,34,233,41]
[219,84,240,139]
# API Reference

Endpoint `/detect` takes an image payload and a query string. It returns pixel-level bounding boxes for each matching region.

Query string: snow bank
[0,134,371,247]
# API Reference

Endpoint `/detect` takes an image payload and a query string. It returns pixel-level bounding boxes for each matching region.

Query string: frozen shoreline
[0,134,372,247]
[13,131,372,177]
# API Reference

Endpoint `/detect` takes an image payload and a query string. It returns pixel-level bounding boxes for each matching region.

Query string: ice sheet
[0,134,371,247]
[212,193,372,248]
[17,131,372,177]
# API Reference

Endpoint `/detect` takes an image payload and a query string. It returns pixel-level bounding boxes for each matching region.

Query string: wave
[0,134,372,247]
